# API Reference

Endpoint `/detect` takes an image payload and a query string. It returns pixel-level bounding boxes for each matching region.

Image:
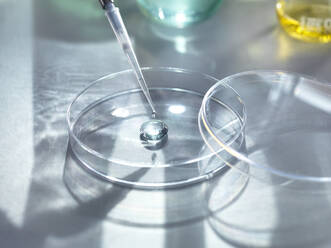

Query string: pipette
[99,0,168,146]
[99,0,156,115]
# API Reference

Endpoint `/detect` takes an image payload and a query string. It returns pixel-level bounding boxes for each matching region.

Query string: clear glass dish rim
[200,69,331,183]
[66,67,245,168]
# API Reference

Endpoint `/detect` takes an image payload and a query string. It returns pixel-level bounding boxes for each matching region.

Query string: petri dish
[67,67,246,189]
[200,70,331,191]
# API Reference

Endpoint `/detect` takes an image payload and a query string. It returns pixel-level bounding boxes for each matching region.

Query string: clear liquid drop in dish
[140,119,169,149]
[101,0,169,147]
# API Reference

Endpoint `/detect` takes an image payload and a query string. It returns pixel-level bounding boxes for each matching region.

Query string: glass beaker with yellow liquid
[276,0,331,43]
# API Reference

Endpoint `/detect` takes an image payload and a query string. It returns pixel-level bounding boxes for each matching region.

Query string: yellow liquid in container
[276,0,331,43]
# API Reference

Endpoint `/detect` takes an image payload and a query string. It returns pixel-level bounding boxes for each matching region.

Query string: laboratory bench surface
[1,0,331,247]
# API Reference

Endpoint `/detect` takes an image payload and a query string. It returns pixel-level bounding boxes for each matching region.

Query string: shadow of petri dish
[207,176,331,247]
[63,144,207,226]
[63,142,250,227]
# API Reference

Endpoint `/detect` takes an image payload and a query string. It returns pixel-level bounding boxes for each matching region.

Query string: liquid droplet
[140,120,168,141]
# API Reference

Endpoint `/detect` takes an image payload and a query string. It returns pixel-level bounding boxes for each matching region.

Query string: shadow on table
[208,175,331,248]
[63,142,250,248]
[63,145,208,248]
[63,145,210,227]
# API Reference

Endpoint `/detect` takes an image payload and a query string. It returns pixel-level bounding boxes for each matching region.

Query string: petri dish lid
[200,70,331,190]
[67,67,245,189]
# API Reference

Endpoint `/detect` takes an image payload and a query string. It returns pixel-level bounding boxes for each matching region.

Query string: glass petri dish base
[67,68,245,189]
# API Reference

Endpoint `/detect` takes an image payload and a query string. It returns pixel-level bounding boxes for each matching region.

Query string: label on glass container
[300,16,331,31]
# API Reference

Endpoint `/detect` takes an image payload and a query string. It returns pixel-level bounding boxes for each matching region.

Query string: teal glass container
[136,0,223,28]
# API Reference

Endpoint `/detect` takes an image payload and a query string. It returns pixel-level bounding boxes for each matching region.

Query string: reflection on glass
[111,108,130,118]
[137,0,223,28]
[50,0,103,19]
[169,105,186,114]
[294,78,331,114]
